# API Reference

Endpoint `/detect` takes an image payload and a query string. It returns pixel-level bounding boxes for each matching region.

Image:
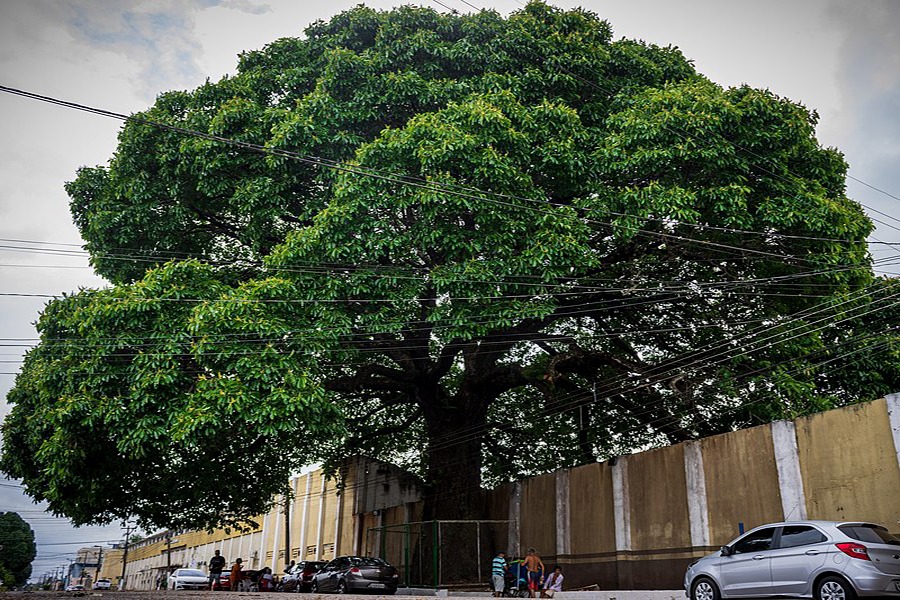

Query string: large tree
[1,3,893,529]
[0,512,36,587]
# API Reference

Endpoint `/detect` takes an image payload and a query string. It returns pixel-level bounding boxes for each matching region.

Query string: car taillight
[836,542,871,560]
[350,567,361,574]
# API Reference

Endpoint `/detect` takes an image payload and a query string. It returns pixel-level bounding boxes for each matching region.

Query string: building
[70,544,125,589]
[121,457,420,590]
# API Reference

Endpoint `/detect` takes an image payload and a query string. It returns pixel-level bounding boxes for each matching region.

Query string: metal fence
[365,520,512,589]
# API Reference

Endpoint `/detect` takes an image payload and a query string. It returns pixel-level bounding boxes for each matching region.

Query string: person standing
[491,551,507,597]
[208,549,226,590]
[230,558,243,592]
[522,548,545,599]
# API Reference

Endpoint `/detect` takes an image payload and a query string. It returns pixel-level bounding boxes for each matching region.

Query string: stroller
[503,559,531,597]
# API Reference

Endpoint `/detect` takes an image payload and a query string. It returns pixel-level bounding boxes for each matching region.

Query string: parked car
[213,571,231,591]
[685,521,900,600]
[312,556,399,594]
[65,584,85,591]
[92,578,111,590]
[168,568,210,591]
[282,561,327,592]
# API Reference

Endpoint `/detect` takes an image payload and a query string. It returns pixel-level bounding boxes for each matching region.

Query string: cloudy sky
[1,0,898,582]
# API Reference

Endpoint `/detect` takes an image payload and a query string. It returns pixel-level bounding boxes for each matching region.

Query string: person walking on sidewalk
[491,551,507,597]
[209,549,226,590]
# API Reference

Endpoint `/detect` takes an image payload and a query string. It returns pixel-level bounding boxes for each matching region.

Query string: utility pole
[284,493,291,570]
[166,532,172,579]
[94,545,104,581]
[120,521,136,591]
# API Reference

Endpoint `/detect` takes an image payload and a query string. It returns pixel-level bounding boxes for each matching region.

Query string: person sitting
[541,566,564,598]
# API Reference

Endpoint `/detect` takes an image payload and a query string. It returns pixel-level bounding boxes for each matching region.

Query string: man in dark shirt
[208,549,227,590]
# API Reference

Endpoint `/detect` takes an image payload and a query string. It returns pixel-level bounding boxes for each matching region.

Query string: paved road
[0,592,687,600]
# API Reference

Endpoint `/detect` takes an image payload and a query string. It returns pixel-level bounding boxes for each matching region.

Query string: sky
[1,0,899,583]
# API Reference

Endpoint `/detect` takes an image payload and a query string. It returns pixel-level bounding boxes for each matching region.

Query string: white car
[167,568,210,590]
[92,579,111,590]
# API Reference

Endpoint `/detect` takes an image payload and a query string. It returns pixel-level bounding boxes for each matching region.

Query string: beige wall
[569,462,616,557]
[627,444,691,552]
[492,396,900,590]
[519,473,557,560]
[120,397,900,592]
[796,398,900,525]
[701,424,784,546]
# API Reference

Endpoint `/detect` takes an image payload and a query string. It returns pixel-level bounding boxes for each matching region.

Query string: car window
[839,524,900,545]
[177,569,206,577]
[351,557,388,566]
[733,527,776,553]
[779,526,827,548]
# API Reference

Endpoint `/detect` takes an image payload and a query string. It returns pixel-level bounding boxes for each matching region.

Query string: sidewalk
[399,589,685,600]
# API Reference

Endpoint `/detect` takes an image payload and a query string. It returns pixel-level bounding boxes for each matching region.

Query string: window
[733,528,776,554]
[779,526,826,548]
[839,524,900,545]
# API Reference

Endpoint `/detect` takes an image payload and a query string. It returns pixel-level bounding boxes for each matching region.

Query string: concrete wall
[491,395,900,591]
[120,396,900,592]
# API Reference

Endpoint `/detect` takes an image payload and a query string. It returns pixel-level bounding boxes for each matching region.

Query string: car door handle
[805,550,821,555]
[753,555,765,560]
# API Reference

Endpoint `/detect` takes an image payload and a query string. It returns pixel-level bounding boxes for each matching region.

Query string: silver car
[685,521,900,600]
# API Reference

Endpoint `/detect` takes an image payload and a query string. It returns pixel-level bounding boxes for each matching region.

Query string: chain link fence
[365,520,512,589]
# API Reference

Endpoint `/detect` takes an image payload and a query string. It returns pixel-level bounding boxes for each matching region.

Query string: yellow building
[121,457,420,590]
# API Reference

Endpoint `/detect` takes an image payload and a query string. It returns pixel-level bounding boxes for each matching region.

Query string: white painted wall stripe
[612,458,631,552]
[299,474,312,559]
[270,497,281,572]
[508,482,521,556]
[332,478,344,559]
[771,420,808,520]
[886,393,900,469]
[555,469,571,556]
[315,475,327,560]
[683,441,710,548]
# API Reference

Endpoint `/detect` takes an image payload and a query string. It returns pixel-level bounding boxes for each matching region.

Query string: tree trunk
[421,401,486,522]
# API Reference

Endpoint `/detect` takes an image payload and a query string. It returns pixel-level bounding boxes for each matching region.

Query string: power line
[0,83,881,271]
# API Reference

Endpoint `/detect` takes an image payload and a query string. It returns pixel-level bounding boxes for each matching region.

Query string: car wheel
[815,576,856,600]
[337,580,347,595]
[691,577,720,600]
[312,580,319,594]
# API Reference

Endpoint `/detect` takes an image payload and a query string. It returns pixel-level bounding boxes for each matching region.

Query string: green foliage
[3,2,894,526]
[0,512,36,587]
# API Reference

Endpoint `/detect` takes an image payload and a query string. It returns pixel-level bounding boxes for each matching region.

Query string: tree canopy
[2,2,897,530]
[0,512,36,588]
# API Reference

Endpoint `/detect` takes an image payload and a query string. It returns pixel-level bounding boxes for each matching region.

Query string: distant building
[122,457,421,591]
